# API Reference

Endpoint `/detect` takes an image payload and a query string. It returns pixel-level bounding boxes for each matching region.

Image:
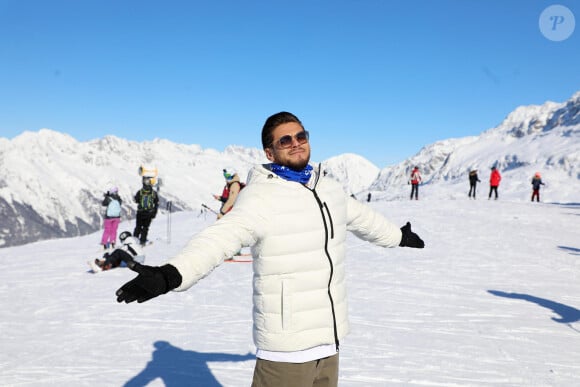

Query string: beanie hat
[109,186,118,193]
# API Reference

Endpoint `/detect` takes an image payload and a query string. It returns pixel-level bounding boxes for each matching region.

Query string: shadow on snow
[558,245,580,256]
[488,290,580,324]
[124,340,255,387]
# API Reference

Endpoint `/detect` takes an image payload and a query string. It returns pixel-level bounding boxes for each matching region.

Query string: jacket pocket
[281,279,291,331]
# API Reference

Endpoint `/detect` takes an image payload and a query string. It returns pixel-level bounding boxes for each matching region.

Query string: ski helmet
[119,231,132,242]
[223,168,237,180]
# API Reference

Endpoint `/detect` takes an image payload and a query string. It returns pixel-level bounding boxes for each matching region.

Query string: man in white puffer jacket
[116,112,425,387]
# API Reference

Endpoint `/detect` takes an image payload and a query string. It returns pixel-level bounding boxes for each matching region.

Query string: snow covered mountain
[0,133,266,248]
[370,91,580,203]
[1,91,579,248]
[320,153,380,196]
[0,131,378,248]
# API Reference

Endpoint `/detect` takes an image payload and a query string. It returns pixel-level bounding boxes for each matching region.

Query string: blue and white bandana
[270,163,313,184]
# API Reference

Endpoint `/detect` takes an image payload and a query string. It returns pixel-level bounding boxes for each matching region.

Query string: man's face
[264,122,311,170]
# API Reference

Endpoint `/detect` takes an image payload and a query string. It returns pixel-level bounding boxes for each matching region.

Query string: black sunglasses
[271,130,309,149]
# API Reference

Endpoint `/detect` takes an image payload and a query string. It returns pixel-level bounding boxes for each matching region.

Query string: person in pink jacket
[488,166,502,200]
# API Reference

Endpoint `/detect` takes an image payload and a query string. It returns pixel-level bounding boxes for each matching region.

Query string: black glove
[399,222,425,248]
[116,262,182,304]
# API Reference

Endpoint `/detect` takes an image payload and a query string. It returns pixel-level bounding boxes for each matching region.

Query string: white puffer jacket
[168,164,402,352]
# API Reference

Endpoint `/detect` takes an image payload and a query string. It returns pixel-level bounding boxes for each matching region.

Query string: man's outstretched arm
[116,262,182,303]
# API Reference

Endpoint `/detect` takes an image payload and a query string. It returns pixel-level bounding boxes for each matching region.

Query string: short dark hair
[261,112,304,149]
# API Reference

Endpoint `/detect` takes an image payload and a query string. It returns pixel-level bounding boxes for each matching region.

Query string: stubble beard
[286,158,310,171]
[275,149,310,171]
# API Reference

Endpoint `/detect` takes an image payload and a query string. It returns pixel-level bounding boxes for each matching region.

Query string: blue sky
[1,0,579,167]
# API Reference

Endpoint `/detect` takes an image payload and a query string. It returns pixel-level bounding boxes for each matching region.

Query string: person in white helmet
[92,231,145,272]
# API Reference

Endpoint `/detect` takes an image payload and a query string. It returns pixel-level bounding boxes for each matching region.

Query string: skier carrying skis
[133,177,159,246]
[93,231,145,271]
[212,168,243,219]
[531,172,545,202]
[409,166,422,200]
[100,186,122,250]
[116,111,425,387]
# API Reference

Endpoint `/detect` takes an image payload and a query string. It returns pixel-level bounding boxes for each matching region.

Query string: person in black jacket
[531,172,545,202]
[133,177,159,246]
[468,169,481,199]
[91,231,146,272]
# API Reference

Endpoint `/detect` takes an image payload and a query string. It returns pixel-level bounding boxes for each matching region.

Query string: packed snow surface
[0,197,579,386]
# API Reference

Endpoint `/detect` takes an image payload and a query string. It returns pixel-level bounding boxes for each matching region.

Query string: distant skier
[367,192,372,202]
[92,231,145,272]
[409,166,422,200]
[213,168,244,219]
[468,169,481,199]
[488,166,501,200]
[531,172,545,202]
[100,186,122,250]
[133,177,159,246]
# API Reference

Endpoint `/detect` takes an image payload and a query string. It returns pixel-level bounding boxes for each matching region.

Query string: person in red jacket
[212,168,244,219]
[488,166,502,200]
[409,166,422,200]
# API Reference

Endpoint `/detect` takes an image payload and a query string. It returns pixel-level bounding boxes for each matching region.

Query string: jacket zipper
[323,202,334,239]
[311,188,339,352]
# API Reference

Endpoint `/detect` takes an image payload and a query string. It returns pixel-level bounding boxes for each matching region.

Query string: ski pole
[201,203,218,215]
[166,201,172,244]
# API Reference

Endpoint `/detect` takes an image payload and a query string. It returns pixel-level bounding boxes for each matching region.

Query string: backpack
[139,189,157,211]
[106,198,122,217]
